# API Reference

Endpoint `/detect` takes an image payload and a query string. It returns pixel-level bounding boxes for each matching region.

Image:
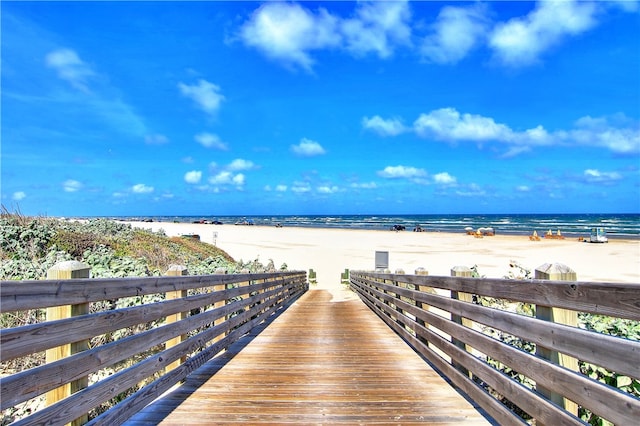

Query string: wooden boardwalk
[126,290,492,425]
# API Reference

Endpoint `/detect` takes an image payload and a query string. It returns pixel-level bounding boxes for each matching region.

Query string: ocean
[121,214,640,239]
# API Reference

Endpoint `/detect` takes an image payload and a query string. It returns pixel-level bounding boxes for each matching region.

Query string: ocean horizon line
[98,213,640,239]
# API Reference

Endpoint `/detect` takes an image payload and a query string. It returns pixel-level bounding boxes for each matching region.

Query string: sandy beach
[126,221,640,292]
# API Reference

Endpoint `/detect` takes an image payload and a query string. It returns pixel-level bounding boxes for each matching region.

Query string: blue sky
[2,1,639,216]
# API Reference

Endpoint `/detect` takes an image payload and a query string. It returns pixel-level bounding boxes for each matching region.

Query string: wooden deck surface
[125,290,492,425]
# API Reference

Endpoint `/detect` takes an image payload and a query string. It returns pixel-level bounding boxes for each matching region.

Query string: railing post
[340,269,350,285]
[413,268,429,345]
[451,266,473,377]
[534,263,579,417]
[214,268,227,342]
[46,260,91,426]
[165,265,188,372]
[393,270,406,329]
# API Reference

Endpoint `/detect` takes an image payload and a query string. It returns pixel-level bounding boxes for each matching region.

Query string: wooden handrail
[1,267,307,425]
[350,270,640,426]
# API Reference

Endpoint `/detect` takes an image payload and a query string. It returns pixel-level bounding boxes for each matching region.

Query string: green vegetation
[0,210,286,280]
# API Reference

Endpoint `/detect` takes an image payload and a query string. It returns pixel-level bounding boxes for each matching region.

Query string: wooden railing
[1,262,307,425]
[349,269,640,425]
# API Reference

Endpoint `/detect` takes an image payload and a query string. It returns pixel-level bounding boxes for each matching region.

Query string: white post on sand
[534,263,579,418]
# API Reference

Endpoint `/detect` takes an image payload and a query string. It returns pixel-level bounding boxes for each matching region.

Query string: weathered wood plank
[1,282,301,410]
[91,285,306,426]
[354,272,640,320]
[9,283,306,426]
[0,277,300,362]
[0,272,305,312]
[353,275,640,380]
[351,274,640,426]
[124,290,491,425]
[353,281,579,425]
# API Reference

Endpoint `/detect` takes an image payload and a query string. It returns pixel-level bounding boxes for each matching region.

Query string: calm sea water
[122,214,640,239]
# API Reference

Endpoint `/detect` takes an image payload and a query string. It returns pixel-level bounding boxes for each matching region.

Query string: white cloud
[184,170,202,184]
[341,0,412,58]
[456,183,486,197]
[208,170,246,188]
[291,138,326,156]
[421,4,489,64]
[203,159,254,190]
[45,48,95,92]
[362,115,406,137]
[131,183,154,194]
[610,0,639,12]
[266,184,288,192]
[209,171,232,185]
[195,132,228,150]
[239,2,341,71]
[433,172,457,185]
[237,1,636,70]
[414,108,513,142]
[317,185,339,194]
[227,159,255,171]
[63,179,83,192]
[350,182,378,189]
[291,181,312,193]
[178,79,224,115]
[516,185,531,192]
[239,1,411,70]
[489,0,598,66]
[232,173,245,186]
[568,114,640,154]
[371,108,637,156]
[12,191,26,201]
[378,165,427,179]
[583,169,623,183]
[145,134,169,145]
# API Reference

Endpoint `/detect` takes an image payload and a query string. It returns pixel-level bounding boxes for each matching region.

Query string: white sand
[126,221,640,294]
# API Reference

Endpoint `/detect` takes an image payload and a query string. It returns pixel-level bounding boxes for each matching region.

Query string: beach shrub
[578,314,640,425]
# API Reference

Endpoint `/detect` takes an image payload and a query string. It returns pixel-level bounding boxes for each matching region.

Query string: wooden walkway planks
[126,290,492,425]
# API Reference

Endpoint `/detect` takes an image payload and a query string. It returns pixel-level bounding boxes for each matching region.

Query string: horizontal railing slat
[354,279,640,426]
[355,283,582,425]
[0,272,298,312]
[350,271,640,426]
[11,284,302,426]
[1,283,291,409]
[1,278,287,362]
[354,283,527,426]
[352,275,640,380]
[89,284,306,426]
[358,272,640,321]
[2,270,307,425]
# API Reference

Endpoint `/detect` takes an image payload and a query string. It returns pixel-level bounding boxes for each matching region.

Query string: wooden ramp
[126,290,491,425]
